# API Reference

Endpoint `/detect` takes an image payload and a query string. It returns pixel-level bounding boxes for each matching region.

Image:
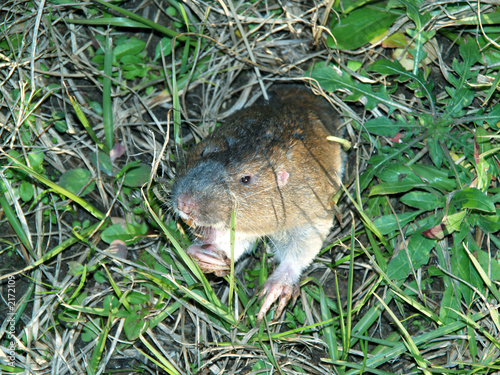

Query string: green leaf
[154,37,178,61]
[443,210,467,233]
[446,39,480,116]
[120,55,143,65]
[81,318,101,342]
[454,10,500,25]
[54,120,68,132]
[124,310,149,340]
[62,16,153,28]
[103,33,114,152]
[368,58,407,76]
[376,165,418,182]
[476,210,500,233]
[363,117,400,137]
[439,285,461,324]
[93,0,188,41]
[327,5,401,50]
[369,59,435,105]
[373,211,423,235]
[409,164,456,191]
[27,151,44,170]
[58,169,95,196]
[369,179,423,195]
[427,137,443,168]
[309,65,408,113]
[19,180,34,202]
[400,191,443,210]
[452,187,495,213]
[122,164,152,187]
[453,235,482,305]
[370,163,443,195]
[387,234,435,280]
[478,248,500,282]
[89,152,114,177]
[400,0,434,75]
[127,291,150,305]
[101,222,148,245]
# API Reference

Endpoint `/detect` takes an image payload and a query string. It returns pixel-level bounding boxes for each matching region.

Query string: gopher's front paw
[187,244,231,277]
[257,277,300,323]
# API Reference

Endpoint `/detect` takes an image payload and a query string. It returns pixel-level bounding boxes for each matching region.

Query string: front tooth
[182,217,196,228]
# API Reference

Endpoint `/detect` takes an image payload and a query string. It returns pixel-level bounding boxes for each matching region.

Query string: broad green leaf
[309,65,407,112]
[453,235,482,305]
[452,187,495,213]
[58,168,95,196]
[368,59,407,76]
[400,191,443,210]
[427,137,443,168]
[387,234,435,280]
[122,163,152,187]
[54,120,68,132]
[409,164,456,191]
[90,152,114,177]
[370,57,436,105]
[124,310,149,340]
[101,222,148,245]
[127,291,150,305]
[121,55,143,65]
[443,210,467,233]
[369,175,424,195]
[454,10,500,25]
[476,210,500,233]
[373,211,423,235]
[446,39,480,116]
[154,37,179,61]
[363,117,400,137]
[27,151,44,170]
[439,284,461,324]
[376,165,419,182]
[328,5,401,50]
[19,180,34,202]
[81,317,101,342]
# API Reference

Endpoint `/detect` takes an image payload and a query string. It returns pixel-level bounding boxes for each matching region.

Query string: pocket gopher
[171,85,345,322]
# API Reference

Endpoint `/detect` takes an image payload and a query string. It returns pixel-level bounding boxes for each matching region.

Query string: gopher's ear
[277,170,289,188]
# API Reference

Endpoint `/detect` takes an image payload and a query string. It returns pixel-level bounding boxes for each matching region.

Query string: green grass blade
[3,152,106,220]
[88,315,112,374]
[228,210,236,312]
[0,221,103,281]
[93,0,187,41]
[320,282,339,363]
[62,17,150,27]
[65,84,108,153]
[372,293,431,375]
[464,243,500,306]
[0,180,32,252]
[103,32,113,151]
[138,335,182,375]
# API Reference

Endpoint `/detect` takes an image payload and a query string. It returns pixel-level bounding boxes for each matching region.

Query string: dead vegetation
[1,0,500,374]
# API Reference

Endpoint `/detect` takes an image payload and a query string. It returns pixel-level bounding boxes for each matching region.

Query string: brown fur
[174,85,344,235]
[171,84,346,321]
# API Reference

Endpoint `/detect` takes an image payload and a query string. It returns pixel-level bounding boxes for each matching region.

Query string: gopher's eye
[240,175,253,184]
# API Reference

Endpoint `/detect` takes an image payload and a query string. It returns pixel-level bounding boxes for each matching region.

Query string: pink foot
[257,279,300,322]
[187,244,230,277]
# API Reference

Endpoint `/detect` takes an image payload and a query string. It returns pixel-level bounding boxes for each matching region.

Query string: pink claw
[257,280,300,323]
